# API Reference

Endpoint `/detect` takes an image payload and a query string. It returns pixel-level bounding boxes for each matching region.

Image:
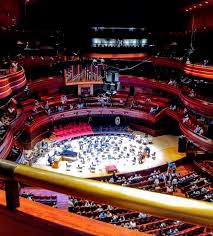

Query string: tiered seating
[40,94,79,106]
[111,91,129,102]
[21,193,57,206]
[19,166,212,234]
[16,55,63,68]
[31,195,57,206]
[67,195,206,235]
[53,123,93,141]
[171,105,208,137]
[178,172,213,202]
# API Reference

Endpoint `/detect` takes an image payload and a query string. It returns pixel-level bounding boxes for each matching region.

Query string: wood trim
[0,190,148,236]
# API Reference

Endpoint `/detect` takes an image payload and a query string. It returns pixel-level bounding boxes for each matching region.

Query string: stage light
[205,1,208,4]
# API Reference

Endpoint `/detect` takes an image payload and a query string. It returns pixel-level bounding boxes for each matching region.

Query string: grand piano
[61,150,78,162]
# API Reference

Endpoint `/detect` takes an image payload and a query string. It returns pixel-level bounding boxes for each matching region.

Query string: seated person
[24,85,29,95]
[170,104,176,111]
[44,101,49,111]
[182,114,189,124]
[189,89,195,97]
[32,107,38,114]
[194,125,201,134]
[144,145,151,156]
[99,211,107,219]
[198,127,204,135]
[27,116,34,123]
[47,155,54,166]
[8,106,17,117]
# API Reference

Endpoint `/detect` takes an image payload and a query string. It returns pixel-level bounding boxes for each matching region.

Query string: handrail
[0,159,213,228]
[0,66,24,80]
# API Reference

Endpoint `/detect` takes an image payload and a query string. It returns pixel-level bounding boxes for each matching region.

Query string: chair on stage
[66,162,71,171]
[151,152,156,160]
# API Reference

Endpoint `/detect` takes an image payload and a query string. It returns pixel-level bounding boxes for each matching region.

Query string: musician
[48,154,54,166]
[144,145,151,156]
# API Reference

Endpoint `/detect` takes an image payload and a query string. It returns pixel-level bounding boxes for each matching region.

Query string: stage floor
[29,133,185,178]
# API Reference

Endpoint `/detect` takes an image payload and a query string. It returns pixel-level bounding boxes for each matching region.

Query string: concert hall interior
[0,0,213,235]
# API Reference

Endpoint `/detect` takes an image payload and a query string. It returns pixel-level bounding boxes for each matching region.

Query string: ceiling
[17,0,186,31]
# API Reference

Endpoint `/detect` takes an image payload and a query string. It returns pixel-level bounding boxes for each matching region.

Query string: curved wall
[0,67,27,99]
[0,113,26,159]
[1,54,213,159]
[20,106,213,153]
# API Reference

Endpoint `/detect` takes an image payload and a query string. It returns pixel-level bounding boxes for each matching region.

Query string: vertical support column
[90,64,93,80]
[5,180,20,210]
[78,85,81,96]
[72,65,74,81]
[97,65,99,80]
[90,85,94,96]
[78,64,80,80]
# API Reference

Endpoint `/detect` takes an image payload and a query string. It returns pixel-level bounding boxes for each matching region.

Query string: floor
[27,132,185,178]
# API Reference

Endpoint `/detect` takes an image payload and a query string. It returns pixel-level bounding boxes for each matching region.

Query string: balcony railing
[0,66,27,99]
[120,76,213,116]
[0,159,213,228]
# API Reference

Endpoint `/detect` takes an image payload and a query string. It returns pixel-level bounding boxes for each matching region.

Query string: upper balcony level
[119,75,213,117]
[0,66,27,99]
[85,53,213,80]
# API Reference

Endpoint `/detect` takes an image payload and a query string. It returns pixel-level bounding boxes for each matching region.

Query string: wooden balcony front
[0,190,145,236]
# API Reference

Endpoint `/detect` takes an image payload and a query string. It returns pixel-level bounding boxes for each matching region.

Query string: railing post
[0,160,19,210]
[5,180,20,210]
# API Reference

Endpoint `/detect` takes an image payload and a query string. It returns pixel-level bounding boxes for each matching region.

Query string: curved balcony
[0,130,14,160]
[120,76,213,117]
[120,76,180,96]
[179,122,213,153]
[86,53,213,79]
[0,67,27,99]
[180,93,213,117]
[28,76,64,93]
[22,105,213,153]
[24,107,157,148]
[166,108,213,153]
[0,113,26,160]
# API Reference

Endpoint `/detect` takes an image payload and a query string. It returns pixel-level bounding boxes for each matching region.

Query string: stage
[27,133,185,178]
